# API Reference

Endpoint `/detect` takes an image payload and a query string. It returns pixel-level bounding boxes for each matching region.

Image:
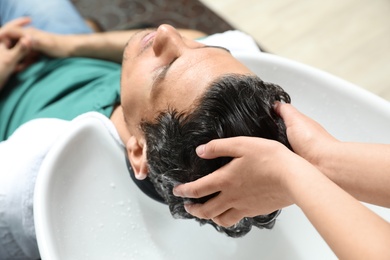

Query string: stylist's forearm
[318,142,390,207]
[286,160,390,259]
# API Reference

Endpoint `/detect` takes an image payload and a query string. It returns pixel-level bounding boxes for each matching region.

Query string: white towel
[0,112,122,260]
[197,30,262,56]
[0,118,69,259]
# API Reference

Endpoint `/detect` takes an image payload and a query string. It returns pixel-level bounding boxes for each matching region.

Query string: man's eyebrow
[201,45,231,53]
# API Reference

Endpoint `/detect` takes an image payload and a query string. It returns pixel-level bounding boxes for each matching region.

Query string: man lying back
[120,25,291,237]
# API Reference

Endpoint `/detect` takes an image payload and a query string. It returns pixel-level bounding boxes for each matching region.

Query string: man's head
[120,24,253,179]
[141,74,290,237]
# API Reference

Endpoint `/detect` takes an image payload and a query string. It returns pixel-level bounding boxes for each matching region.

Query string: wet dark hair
[141,74,291,237]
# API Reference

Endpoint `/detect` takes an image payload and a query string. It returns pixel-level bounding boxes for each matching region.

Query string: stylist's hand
[276,103,338,169]
[0,18,32,90]
[173,137,299,227]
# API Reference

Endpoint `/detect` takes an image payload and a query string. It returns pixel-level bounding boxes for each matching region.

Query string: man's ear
[126,135,148,180]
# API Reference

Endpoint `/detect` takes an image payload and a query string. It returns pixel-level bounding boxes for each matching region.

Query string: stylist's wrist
[310,139,342,180]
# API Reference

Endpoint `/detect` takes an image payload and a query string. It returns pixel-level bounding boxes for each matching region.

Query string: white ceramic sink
[34,52,390,260]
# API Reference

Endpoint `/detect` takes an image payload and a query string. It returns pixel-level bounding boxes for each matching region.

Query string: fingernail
[196,144,205,156]
[184,203,192,213]
[135,172,147,180]
[172,186,181,197]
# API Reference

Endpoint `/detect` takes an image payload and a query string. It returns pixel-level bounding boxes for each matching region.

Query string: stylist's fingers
[184,194,233,221]
[174,137,247,198]
[212,208,245,227]
[173,167,226,198]
[196,137,248,159]
[185,202,246,228]
[174,137,253,198]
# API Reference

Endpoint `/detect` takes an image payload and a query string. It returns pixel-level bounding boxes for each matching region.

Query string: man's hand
[0,18,32,91]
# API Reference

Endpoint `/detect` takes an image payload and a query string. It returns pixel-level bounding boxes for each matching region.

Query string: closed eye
[152,58,178,89]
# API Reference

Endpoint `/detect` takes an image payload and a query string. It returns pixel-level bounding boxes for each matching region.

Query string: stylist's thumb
[274,102,305,127]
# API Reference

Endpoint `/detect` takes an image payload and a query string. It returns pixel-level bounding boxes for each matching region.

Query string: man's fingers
[0,27,26,45]
[0,17,31,42]
[4,17,31,28]
[0,38,12,48]
[11,38,30,60]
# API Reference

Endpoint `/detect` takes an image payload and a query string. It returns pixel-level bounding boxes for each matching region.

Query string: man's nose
[153,24,183,59]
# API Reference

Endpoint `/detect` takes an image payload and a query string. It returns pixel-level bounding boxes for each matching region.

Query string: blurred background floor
[200,0,390,101]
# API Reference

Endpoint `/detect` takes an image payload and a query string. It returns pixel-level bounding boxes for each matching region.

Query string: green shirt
[0,57,121,141]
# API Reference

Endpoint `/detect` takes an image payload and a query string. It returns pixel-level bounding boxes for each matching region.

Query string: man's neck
[109,105,131,145]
